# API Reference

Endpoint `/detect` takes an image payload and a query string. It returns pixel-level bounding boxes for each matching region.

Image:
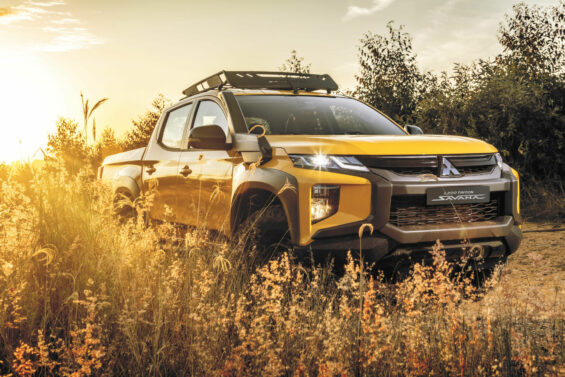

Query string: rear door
[142,102,193,221]
[176,99,234,231]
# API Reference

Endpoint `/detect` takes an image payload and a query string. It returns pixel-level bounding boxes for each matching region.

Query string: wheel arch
[231,169,299,244]
[112,175,140,199]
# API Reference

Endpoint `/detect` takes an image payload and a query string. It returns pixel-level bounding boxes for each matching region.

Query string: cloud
[411,0,502,72]
[28,1,65,6]
[343,0,397,21]
[0,0,103,52]
[50,17,80,24]
[37,26,103,51]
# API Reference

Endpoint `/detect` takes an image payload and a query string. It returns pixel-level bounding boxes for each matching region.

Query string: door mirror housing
[405,125,424,135]
[189,125,229,150]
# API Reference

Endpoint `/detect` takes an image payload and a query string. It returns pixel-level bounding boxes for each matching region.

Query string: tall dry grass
[0,163,563,376]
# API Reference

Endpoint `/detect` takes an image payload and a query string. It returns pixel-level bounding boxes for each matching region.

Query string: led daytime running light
[290,154,369,172]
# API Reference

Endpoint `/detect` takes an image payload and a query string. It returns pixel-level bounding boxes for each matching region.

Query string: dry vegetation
[0,164,563,377]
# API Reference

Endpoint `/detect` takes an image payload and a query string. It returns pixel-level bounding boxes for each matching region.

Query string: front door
[176,99,234,232]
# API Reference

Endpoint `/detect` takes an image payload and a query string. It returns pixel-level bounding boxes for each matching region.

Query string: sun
[0,54,62,163]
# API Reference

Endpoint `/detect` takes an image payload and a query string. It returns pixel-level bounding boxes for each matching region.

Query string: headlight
[311,184,340,223]
[494,153,504,169]
[289,154,369,172]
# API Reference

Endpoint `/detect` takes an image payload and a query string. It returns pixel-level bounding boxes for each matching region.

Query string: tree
[80,92,109,145]
[279,50,311,74]
[46,117,89,174]
[121,94,171,151]
[91,127,123,167]
[498,2,565,76]
[354,22,426,124]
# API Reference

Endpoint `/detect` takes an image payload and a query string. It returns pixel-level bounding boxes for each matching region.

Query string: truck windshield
[235,95,406,135]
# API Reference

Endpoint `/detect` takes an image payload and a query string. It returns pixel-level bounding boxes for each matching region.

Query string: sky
[0,0,557,162]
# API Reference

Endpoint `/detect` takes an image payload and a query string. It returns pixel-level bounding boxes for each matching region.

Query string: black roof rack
[182,71,339,97]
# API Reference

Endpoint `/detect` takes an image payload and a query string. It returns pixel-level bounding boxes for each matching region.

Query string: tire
[113,189,137,220]
[469,255,508,287]
[239,205,292,259]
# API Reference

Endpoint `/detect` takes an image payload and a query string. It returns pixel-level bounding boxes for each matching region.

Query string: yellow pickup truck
[99,71,522,269]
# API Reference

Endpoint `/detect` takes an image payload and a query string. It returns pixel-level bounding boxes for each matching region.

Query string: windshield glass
[235,95,406,135]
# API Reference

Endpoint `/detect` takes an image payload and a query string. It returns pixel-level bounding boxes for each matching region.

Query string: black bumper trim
[302,225,521,266]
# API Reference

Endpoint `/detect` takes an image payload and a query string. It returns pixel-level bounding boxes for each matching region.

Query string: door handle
[146,166,156,175]
[179,165,192,177]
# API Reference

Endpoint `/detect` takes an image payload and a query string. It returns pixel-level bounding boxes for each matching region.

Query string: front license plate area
[426,186,490,206]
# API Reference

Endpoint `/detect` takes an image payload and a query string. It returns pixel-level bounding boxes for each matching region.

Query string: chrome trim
[440,157,461,177]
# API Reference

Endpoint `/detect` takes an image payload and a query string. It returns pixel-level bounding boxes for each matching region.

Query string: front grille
[390,194,502,227]
[357,154,496,176]
[387,167,437,175]
[457,165,495,175]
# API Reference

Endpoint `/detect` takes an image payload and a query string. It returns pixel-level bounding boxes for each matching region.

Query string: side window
[192,100,228,134]
[160,104,192,149]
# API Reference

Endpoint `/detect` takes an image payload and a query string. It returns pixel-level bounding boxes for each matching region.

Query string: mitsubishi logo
[441,157,461,177]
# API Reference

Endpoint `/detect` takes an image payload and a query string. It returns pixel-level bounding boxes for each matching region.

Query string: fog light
[311,184,340,223]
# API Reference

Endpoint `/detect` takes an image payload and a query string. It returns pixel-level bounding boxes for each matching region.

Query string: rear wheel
[113,189,137,220]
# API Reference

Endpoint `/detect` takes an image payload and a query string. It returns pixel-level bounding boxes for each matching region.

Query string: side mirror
[189,125,229,150]
[405,125,424,135]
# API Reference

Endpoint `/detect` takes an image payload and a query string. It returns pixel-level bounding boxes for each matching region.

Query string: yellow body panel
[266,134,497,156]
[255,149,372,245]
[292,167,371,246]
[511,167,520,215]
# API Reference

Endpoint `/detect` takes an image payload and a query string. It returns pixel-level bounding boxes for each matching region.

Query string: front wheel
[239,205,292,260]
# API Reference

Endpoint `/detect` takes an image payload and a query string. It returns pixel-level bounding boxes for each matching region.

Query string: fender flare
[231,168,299,244]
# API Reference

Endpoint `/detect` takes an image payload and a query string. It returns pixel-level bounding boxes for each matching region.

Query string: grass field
[0,165,563,376]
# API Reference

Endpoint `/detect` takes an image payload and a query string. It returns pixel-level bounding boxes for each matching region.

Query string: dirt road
[493,222,565,310]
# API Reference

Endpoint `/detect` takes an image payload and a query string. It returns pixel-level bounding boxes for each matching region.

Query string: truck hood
[265,134,497,156]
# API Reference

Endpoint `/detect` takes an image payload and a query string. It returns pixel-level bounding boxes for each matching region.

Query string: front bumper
[299,164,523,265]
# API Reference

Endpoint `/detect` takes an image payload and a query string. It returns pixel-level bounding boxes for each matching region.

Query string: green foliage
[416,60,565,189]
[46,117,90,175]
[279,50,311,74]
[46,118,125,177]
[498,2,565,76]
[354,22,429,124]
[90,127,123,168]
[121,94,170,151]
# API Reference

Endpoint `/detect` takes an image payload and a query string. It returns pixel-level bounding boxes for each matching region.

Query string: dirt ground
[488,221,565,311]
